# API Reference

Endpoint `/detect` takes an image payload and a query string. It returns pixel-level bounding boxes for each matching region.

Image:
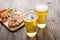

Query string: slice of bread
[8,14,23,28]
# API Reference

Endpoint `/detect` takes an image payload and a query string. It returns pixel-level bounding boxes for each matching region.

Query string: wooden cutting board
[0,16,24,31]
[0,20,24,31]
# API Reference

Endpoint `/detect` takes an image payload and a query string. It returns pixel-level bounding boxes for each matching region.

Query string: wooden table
[0,0,60,40]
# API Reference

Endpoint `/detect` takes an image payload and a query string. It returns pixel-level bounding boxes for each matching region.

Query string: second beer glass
[34,4,48,28]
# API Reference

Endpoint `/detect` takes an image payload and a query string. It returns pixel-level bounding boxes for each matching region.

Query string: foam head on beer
[35,4,48,11]
[35,4,48,28]
[24,13,38,22]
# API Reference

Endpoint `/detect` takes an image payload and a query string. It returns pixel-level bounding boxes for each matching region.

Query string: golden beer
[35,10,48,24]
[24,20,37,33]
[23,13,38,37]
[35,4,48,28]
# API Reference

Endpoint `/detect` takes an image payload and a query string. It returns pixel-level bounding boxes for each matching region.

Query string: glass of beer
[34,4,48,28]
[23,13,38,37]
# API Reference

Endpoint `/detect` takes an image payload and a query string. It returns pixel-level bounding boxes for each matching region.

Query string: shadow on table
[37,26,56,40]
[26,26,56,40]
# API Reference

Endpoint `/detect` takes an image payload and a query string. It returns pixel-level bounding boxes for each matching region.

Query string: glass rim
[23,13,38,22]
[35,4,48,11]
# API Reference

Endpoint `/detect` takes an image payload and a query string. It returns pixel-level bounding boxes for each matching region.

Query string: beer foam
[23,13,38,22]
[35,4,48,11]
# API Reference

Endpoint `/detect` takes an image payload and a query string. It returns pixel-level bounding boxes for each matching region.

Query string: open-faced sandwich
[8,9,23,28]
[0,8,23,28]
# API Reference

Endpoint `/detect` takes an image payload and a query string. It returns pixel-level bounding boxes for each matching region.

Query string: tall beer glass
[34,4,48,28]
[23,13,38,37]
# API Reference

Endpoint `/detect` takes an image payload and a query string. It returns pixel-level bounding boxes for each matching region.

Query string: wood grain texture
[0,0,60,40]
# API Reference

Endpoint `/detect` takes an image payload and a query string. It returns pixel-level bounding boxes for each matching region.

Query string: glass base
[27,32,36,37]
[37,24,46,28]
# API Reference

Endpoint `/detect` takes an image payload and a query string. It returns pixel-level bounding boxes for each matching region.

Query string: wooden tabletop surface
[0,0,60,40]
